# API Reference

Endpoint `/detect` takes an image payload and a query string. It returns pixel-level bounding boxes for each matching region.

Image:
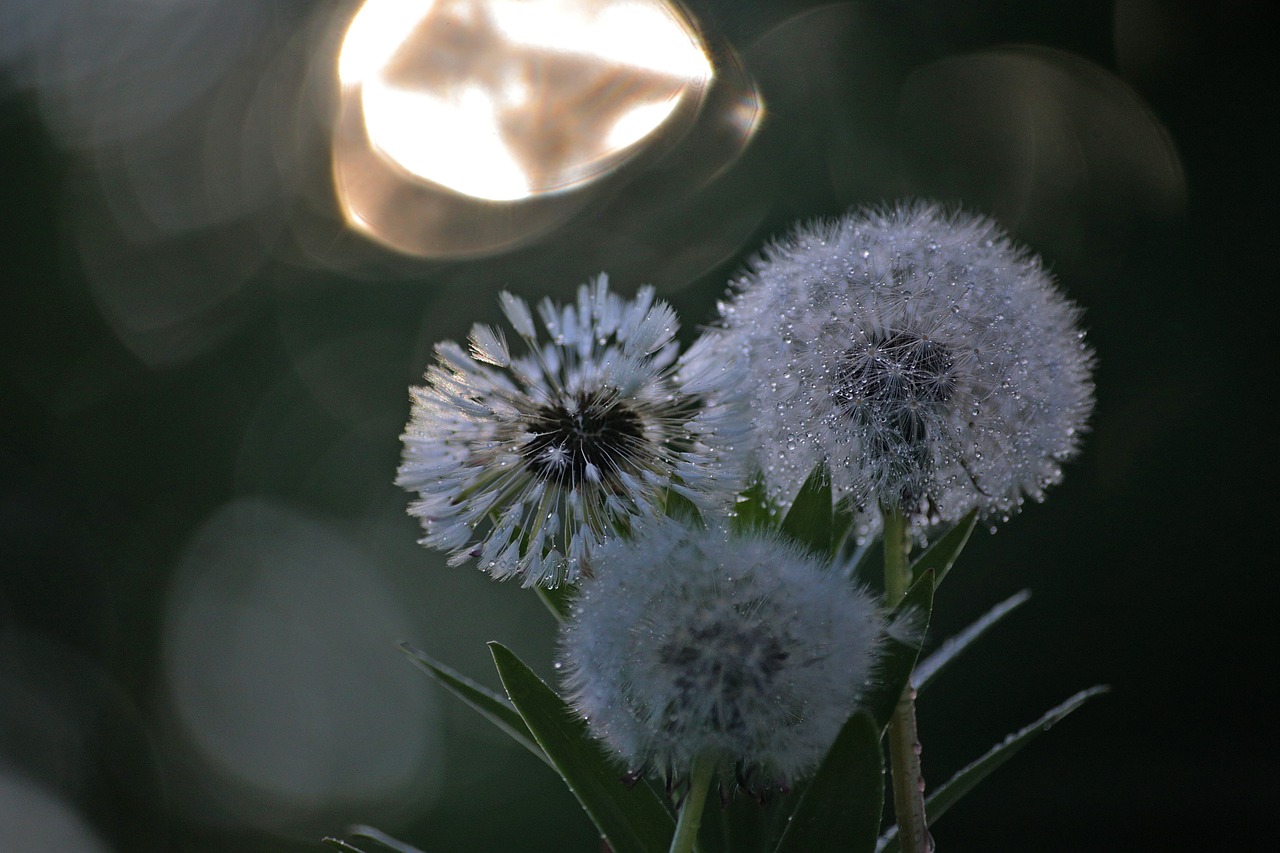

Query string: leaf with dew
[876,686,1109,852]
[489,642,675,853]
[864,571,935,731]
[909,509,978,587]
[774,711,884,853]
[912,590,1031,692]
[780,464,833,556]
[399,642,550,768]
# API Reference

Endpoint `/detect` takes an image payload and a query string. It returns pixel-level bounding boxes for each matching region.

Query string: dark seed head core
[658,613,790,735]
[832,328,957,506]
[834,329,956,421]
[521,390,648,485]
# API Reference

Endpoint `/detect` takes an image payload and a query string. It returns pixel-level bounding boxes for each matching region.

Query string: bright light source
[336,0,713,202]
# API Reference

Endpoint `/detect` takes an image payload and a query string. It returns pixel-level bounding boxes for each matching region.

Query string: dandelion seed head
[397,275,748,586]
[559,520,881,785]
[713,201,1095,534]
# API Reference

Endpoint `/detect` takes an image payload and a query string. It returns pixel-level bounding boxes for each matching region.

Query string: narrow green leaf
[398,642,550,768]
[831,499,857,559]
[864,571,935,731]
[349,826,428,853]
[877,686,1108,853]
[324,828,428,853]
[845,537,884,594]
[912,590,1031,692]
[323,841,369,853]
[700,793,779,853]
[780,464,833,556]
[535,583,575,623]
[489,642,675,853]
[909,509,978,587]
[733,473,775,533]
[774,712,884,853]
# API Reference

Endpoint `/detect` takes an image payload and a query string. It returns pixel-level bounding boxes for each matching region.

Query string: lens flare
[332,0,720,256]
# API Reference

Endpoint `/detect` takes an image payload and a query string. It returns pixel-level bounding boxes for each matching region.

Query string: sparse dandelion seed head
[396,274,749,587]
[713,201,1096,534]
[558,520,882,786]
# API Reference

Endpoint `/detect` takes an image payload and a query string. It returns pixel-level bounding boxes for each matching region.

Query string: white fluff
[397,275,749,587]
[710,201,1095,536]
[559,520,882,786]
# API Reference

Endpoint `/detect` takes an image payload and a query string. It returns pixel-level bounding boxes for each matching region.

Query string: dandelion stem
[669,754,715,853]
[883,509,911,605]
[883,508,931,853]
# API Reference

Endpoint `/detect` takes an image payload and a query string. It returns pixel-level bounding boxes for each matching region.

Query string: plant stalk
[883,508,932,853]
[669,754,715,853]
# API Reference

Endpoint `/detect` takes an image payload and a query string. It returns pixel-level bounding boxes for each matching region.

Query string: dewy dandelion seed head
[559,520,882,787]
[396,275,749,587]
[713,201,1095,534]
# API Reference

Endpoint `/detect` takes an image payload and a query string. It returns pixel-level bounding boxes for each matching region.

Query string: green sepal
[773,711,884,853]
[912,590,1031,693]
[877,686,1109,853]
[909,509,978,587]
[864,570,935,731]
[780,464,833,556]
[399,642,550,768]
[733,473,775,533]
[488,642,675,853]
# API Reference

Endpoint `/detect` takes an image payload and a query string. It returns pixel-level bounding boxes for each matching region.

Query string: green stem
[883,508,932,853]
[669,754,716,853]
[883,509,910,606]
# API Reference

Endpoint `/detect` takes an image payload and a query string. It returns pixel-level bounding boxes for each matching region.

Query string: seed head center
[658,614,790,734]
[833,328,956,446]
[522,391,647,485]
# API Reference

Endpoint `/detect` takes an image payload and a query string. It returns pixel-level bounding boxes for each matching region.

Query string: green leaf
[348,827,427,853]
[774,712,884,853]
[909,509,978,587]
[489,642,675,853]
[864,571,935,731]
[912,590,1031,692]
[844,537,883,594]
[535,584,575,623]
[399,642,550,768]
[665,487,705,526]
[780,464,833,556]
[733,473,775,533]
[831,499,857,559]
[324,827,428,853]
[323,841,369,853]
[877,686,1108,853]
[699,793,779,853]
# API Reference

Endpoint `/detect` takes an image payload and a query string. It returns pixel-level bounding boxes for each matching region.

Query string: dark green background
[2,1,1275,850]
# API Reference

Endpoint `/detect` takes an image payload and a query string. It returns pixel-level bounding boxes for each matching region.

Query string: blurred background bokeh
[1,1,1275,850]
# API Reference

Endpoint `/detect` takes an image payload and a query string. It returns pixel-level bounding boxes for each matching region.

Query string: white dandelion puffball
[397,275,748,587]
[715,201,1095,531]
[559,520,881,786]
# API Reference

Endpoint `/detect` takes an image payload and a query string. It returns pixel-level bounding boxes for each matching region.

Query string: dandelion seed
[396,275,748,587]
[559,520,882,787]
[712,201,1095,534]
